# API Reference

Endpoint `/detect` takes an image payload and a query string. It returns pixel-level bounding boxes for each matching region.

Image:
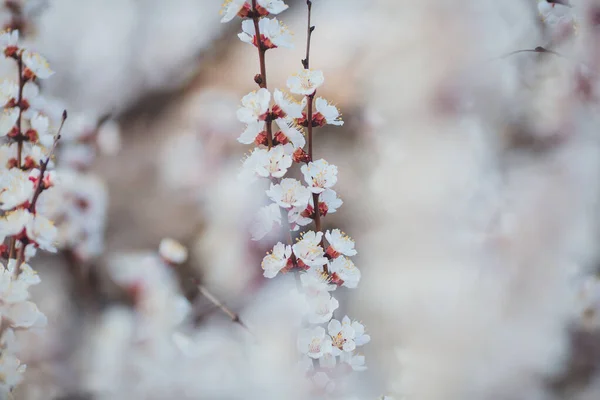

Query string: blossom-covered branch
[220,0,370,395]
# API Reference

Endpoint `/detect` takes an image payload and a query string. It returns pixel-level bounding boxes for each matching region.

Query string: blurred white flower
[319,352,337,369]
[0,168,34,210]
[306,291,339,324]
[251,203,281,241]
[339,352,366,371]
[26,213,57,252]
[96,120,121,156]
[0,209,31,241]
[29,112,54,147]
[0,80,17,106]
[0,107,18,137]
[22,50,54,79]
[287,69,324,96]
[312,371,335,393]
[159,238,188,264]
[297,326,333,359]
[0,353,25,389]
[0,30,18,57]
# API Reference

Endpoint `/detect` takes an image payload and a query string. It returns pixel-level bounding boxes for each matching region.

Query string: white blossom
[273,89,305,119]
[0,209,31,241]
[261,241,292,278]
[319,189,343,215]
[344,316,371,346]
[287,69,324,96]
[238,18,293,49]
[0,30,18,55]
[328,256,361,289]
[22,50,54,79]
[325,229,357,258]
[257,0,289,15]
[159,238,188,264]
[273,118,305,149]
[220,0,249,23]
[297,326,333,359]
[314,97,343,126]
[328,316,370,357]
[301,159,338,194]
[266,178,311,209]
[0,353,25,389]
[0,168,35,210]
[0,107,18,137]
[0,80,17,106]
[25,213,58,252]
[300,268,336,297]
[255,145,293,178]
[292,230,328,269]
[237,120,266,145]
[30,112,54,147]
[251,203,281,241]
[237,88,271,124]
[328,317,357,355]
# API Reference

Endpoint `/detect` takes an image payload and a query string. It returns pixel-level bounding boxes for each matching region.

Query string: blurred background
[5,0,600,399]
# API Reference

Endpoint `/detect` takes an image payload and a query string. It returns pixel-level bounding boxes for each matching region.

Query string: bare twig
[29,110,67,213]
[195,281,252,334]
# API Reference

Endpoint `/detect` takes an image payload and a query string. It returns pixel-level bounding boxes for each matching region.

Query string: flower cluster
[221,0,368,395]
[0,28,59,396]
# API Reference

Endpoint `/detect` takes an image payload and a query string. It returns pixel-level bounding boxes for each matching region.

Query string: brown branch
[301,1,314,69]
[251,0,272,149]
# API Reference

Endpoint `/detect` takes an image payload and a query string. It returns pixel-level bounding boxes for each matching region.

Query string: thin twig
[301,0,314,69]
[29,110,67,213]
[196,282,252,334]
[251,0,272,149]
[497,46,563,61]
